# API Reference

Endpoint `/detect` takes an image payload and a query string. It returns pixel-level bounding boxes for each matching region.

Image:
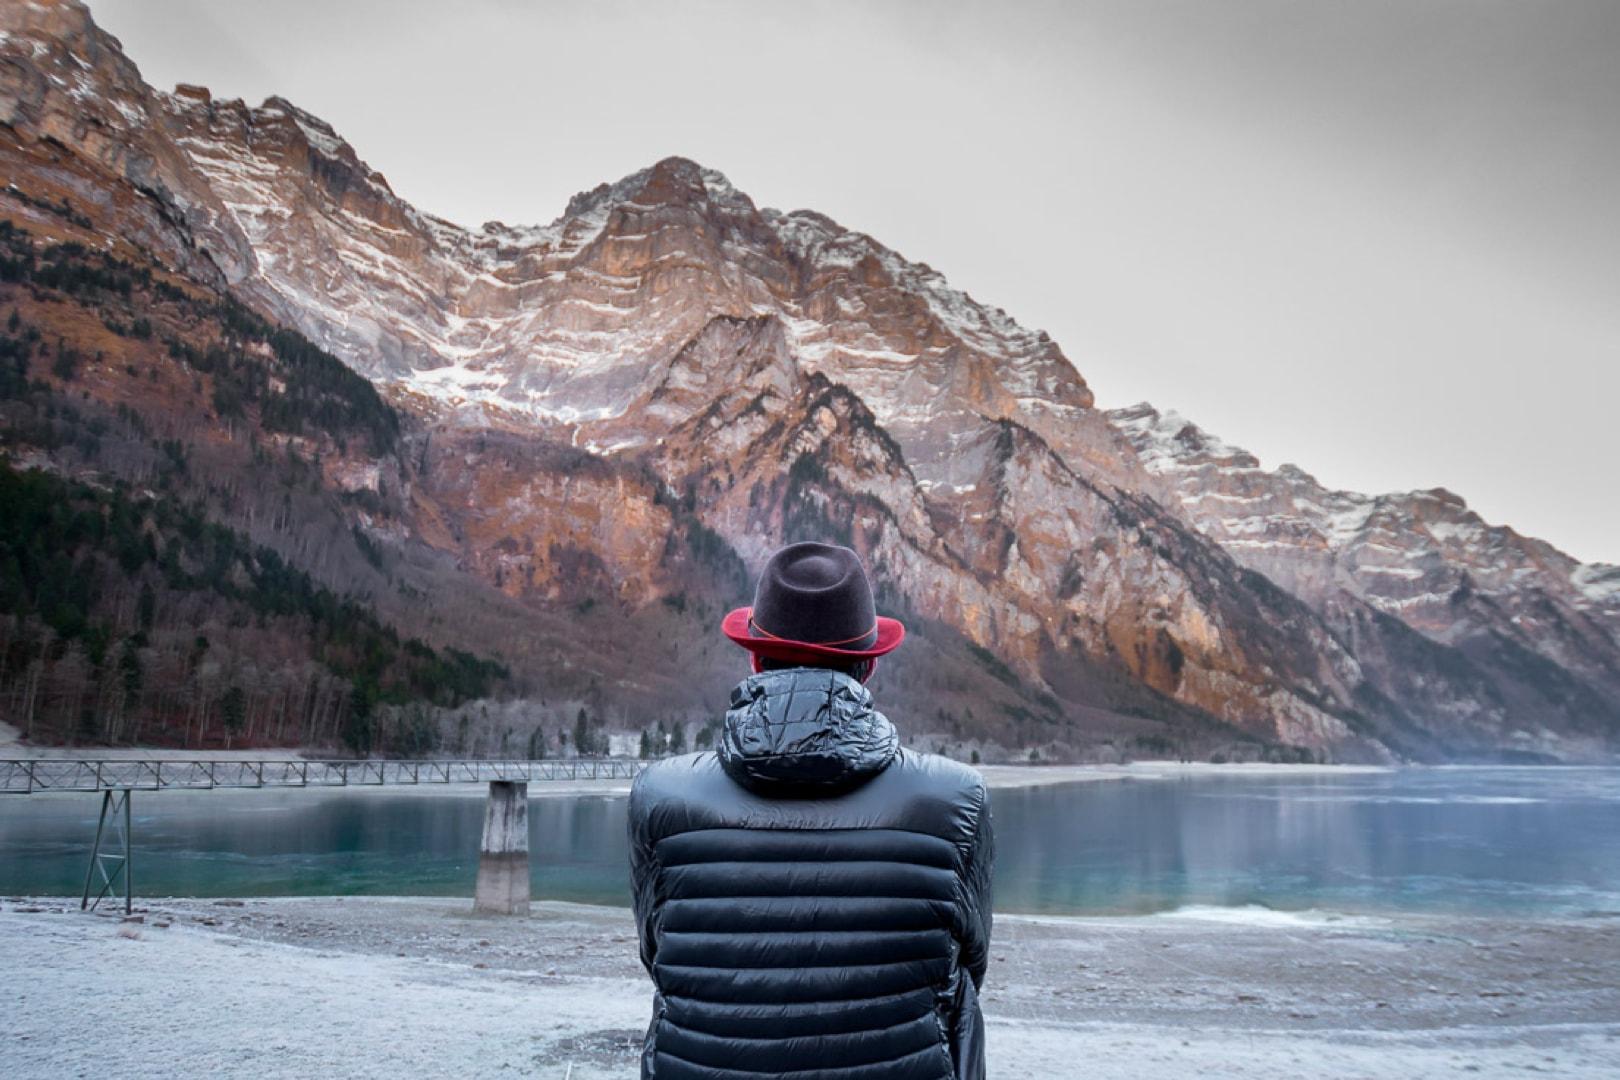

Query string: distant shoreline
[11,723,1609,779]
[975,759,1393,790]
[1,743,1408,800]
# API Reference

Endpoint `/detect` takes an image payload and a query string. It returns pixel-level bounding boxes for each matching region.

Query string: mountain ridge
[2,0,1614,762]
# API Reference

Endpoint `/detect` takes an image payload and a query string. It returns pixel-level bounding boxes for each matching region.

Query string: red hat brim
[721,606,905,662]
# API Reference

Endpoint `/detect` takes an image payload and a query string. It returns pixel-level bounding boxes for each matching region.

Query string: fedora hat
[722,542,905,663]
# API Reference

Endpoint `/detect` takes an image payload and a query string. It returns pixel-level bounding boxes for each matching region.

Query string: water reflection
[987,769,1620,915]
[0,790,632,904]
[2,768,1617,916]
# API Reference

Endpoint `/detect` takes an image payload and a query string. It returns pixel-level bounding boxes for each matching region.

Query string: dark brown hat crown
[748,542,878,650]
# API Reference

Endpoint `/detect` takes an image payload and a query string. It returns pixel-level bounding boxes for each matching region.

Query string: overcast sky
[90,0,1619,563]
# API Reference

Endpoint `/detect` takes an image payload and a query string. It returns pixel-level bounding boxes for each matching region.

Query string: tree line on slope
[0,220,398,455]
[0,447,505,752]
[0,213,504,752]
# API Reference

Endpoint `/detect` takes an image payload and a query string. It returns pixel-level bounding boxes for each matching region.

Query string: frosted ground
[5,896,1616,1079]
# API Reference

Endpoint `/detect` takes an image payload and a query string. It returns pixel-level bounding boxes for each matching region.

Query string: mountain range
[1,0,1615,762]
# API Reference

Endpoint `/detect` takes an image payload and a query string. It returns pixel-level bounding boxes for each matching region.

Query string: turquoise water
[2,767,1618,916]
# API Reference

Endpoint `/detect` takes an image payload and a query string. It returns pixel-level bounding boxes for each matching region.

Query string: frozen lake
[3,766,1618,916]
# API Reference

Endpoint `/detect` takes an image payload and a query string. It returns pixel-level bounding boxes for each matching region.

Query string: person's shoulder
[888,748,988,801]
[629,752,731,842]
[630,751,723,802]
[872,750,989,847]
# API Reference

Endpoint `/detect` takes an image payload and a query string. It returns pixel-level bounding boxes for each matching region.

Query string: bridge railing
[0,758,648,794]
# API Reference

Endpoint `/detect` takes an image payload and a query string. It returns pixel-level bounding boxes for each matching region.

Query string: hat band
[748,615,878,648]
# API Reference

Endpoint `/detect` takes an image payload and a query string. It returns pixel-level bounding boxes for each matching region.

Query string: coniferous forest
[0,217,510,753]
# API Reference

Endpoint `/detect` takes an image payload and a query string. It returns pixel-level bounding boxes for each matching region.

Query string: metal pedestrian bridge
[0,757,646,795]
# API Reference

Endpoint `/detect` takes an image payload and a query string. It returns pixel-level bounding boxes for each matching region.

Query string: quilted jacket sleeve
[627,772,661,975]
[960,784,995,989]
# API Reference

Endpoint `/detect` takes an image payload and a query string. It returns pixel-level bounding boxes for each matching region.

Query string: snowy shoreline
[5,895,1617,1078]
[2,723,1399,800]
[318,759,1397,798]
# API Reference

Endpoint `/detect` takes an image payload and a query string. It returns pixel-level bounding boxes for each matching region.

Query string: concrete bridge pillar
[474,780,530,915]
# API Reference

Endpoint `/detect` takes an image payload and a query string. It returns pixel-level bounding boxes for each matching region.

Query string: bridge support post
[81,788,132,916]
[474,780,529,915]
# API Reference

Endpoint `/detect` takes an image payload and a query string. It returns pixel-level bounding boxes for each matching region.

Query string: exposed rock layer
[2,0,1614,760]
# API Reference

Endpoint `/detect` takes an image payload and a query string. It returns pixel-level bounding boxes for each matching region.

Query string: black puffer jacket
[629,668,995,1079]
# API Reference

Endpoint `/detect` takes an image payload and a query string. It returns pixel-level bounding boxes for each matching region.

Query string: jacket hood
[719,668,899,795]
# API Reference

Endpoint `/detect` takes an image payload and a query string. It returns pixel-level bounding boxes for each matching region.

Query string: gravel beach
[4,896,1616,1079]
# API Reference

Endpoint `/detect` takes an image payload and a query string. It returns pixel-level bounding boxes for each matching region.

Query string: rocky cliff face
[1111,404,1620,759]
[3,0,1615,760]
